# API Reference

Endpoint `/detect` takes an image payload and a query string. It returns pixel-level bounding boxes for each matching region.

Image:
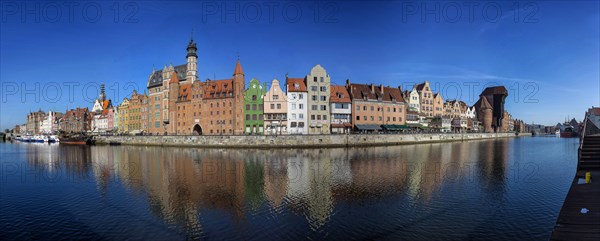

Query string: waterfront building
[451,117,468,132]
[128,90,147,134]
[264,79,288,135]
[286,76,308,135]
[40,111,62,134]
[26,109,46,134]
[329,85,352,134]
[58,108,90,133]
[91,111,109,133]
[306,65,331,134]
[430,116,451,132]
[146,38,245,135]
[403,88,420,112]
[113,106,119,133]
[91,84,113,114]
[433,92,444,117]
[118,98,130,134]
[244,78,266,135]
[347,81,406,132]
[474,86,508,133]
[465,105,476,119]
[199,60,245,135]
[443,100,467,119]
[414,81,434,117]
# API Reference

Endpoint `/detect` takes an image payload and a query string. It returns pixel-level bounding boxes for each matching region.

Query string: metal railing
[578,112,600,171]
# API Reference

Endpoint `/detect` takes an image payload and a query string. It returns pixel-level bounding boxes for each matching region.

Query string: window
[320,96,326,101]
[298,122,305,127]
[311,115,315,120]
[320,77,324,82]
[379,117,382,121]
[311,86,318,91]
[313,77,317,82]
[323,115,327,120]
[273,95,279,100]
[259,104,263,110]
[299,94,303,99]
[356,116,360,120]
[320,105,326,111]
[356,105,360,110]
[371,116,374,121]
[317,115,321,120]
[312,105,317,110]
[320,86,327,91]
[246,104,250,110]
[291,122,297,127]
[271,104,275,109]
[299,114,304,119]
[363,106,367,111]
[277,104,281,109]
[246,114,250,120]
[259,114,263,120]
[371,106,374,111]
[291,114,296,120]
[312,95,317,101]
[363,116,367,120]
[292,104,296,110]
[299,104,304,109]
[252,95,257,101]
[252,114,257,120]
[253,104,257,110]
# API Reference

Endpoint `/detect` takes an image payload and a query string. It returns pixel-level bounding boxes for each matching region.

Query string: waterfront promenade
[95,132,530,148]
[551,113,600,240]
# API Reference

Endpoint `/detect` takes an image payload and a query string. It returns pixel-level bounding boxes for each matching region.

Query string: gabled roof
[203,79,233,98]
[147,64,188,88]
[588,107,600,116]
[178,83,192,101]
[348,83,404,102]
[415,83,426,91]
[286,78,306,92]
[330,85,351,103]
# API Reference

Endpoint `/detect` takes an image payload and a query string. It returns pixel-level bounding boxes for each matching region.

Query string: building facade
[244,78,266,135]
[59,108,90,133]
[414,81,434,117]
[306,65,331,134]
[26,110,46,134]
[347,81,406,132]
[286,77,308,134]
[264,79,287,135]
[329,85,352,134]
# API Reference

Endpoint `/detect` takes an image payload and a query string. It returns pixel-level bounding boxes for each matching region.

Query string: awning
[407,123,423,128]
[382,124,410,131]
[355,124,382,131]
[332,123,352,128]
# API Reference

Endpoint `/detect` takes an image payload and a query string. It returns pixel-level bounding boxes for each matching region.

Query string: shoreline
[95,132,532,149]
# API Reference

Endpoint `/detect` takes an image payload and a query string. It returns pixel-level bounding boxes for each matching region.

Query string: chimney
[370,83,375,93]
[380,84,384,94]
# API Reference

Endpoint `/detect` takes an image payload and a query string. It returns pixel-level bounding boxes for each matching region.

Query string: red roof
[330,85,351,103]
[203,79,233,98]
[178,83,192,101]
[286,78,306,92]
[589,107,600,116]
[234,60,244,75]
[348,83,404,102]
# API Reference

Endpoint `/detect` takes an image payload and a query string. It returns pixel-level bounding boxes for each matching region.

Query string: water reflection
[21,139,514,239]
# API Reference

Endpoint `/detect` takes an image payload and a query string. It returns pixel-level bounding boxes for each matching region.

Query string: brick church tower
[233,59,245,135]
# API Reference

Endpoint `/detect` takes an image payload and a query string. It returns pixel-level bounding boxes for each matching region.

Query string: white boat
[49,135,59,143]
[555,130,560,137]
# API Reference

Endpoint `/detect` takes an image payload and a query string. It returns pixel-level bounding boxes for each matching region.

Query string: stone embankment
[95,132,532,148]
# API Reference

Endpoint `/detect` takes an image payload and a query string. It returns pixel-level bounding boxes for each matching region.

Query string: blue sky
[1,0,599,129]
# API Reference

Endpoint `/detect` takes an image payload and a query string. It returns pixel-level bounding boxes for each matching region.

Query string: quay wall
[95,133,532,148]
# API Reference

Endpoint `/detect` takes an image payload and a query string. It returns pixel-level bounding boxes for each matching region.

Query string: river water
[0,136,578,240]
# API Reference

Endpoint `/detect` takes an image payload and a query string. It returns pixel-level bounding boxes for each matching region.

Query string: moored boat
[59,134,93,145]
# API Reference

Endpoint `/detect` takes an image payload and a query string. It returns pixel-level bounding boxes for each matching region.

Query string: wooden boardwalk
[551,127,600,240]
